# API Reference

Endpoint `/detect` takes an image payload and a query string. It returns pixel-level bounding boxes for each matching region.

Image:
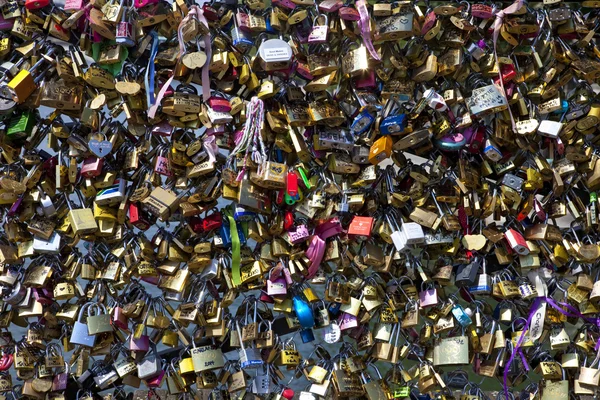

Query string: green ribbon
[225,207,241,287]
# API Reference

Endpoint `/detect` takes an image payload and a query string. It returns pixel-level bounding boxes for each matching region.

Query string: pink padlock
[338,6,360,21]
[146,370,165,387]
[81,156,103,178]
[154,147,172,176]
[64,0,83,11]
[133,0,158,8]
[471,4,494,19]
[236,12,251,33]
[308,15,329,44]
[33,289,53,305]
[128,334,150,351]
[112,306,128,330]
[283,266,293,285]
[354,69,376,89]
[273,0,296,9]
[318,0,343,13]
[52,367,68,391]
[419,283,438,308]
[295,62,314,80]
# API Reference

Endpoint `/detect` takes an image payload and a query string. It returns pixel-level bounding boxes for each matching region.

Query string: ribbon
[503,296,540,400]
[144,31,159,110]
[356,0,380,61]
[203,133,218,164]
[147,6,212,119]
[492,0,523,133]
[305,219,344,279]
[504,296,600,398]
[224,207,241,287]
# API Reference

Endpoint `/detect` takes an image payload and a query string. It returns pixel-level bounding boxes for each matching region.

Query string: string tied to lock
[492,0,523,134]
[227,97,267,181]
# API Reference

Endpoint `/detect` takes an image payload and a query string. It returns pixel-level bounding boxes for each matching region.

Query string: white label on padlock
[258,39,293,62]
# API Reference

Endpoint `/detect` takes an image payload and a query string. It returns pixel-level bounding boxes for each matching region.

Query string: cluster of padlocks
[2,0,600,398]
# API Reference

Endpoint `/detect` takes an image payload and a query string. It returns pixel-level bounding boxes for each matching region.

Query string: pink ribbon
[305,219,344,278]
[356,0,380,61]
[493,0,523,133]
[148,6,212,119]
[203,133,218,164]
[305,235,326,279]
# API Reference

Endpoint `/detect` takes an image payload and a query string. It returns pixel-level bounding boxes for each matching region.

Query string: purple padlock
[267,273,287,296]
[419,283,439,308]
[128,334,150,351]
[288,224,309,244]
[338,312,358,330]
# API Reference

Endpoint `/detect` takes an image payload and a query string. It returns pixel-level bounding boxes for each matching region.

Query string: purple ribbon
[355,0,380,61]
[504,296,600,398]
[503,298,540,399]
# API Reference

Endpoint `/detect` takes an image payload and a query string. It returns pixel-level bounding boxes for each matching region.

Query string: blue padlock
[299,328,315,343]
[293,295,315,329]
[379,114,407,135]
[327,302,341,318]
[351,108,375,135]
[234,205,255,222]
[220,222,246,247]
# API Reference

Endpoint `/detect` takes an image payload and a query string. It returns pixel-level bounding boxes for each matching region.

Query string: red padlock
[208,94,232,113]
[188,216,204,233]
[493,64,517,85]
[283,210,294,231]
[467,126,486,154]
[81,156,103,178]
[202,4,219,21]
[203,211,222,231]
[504,228,529,255]
[25,0,50,9]
[0,353,13,371]
[129,203,151,231]
[348,216,374,238]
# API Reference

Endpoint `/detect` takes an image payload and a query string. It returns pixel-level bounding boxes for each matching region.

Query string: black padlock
[454,260,481,287]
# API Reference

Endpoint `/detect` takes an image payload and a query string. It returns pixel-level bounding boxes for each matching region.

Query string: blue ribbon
[145,31,159,108]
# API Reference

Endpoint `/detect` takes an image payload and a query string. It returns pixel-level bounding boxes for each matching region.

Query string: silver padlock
[32,232,61,254]
[137,343,161,379]
[537,120,563,138]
